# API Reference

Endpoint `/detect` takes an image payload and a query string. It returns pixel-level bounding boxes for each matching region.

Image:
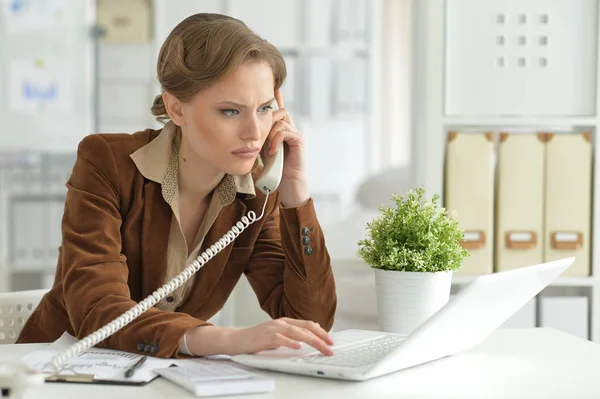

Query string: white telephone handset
[0,137,284,396]
[255,141,284,195]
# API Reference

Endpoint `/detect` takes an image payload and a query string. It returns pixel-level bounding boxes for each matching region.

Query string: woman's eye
[259,105,273,114]
[221,109,239,116]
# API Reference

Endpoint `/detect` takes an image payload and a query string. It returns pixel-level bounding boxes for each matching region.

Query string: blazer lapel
[179,197,248,314]
[140,180,172,299]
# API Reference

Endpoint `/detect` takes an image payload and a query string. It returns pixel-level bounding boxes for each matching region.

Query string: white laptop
[232,257,575,381]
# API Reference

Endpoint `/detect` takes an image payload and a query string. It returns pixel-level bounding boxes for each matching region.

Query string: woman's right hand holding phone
[185,317,335,357]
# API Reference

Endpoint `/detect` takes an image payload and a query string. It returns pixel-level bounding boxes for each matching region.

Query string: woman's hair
[151,13,287,123]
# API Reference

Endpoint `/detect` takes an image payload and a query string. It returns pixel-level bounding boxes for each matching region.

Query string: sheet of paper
[0,0,67,35]
[20,332,177,383]
[8,58,72,114]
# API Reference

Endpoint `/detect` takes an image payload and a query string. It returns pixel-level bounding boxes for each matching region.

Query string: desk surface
[2,328,599,399]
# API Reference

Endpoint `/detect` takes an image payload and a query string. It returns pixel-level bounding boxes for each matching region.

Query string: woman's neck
[177,132,225,200]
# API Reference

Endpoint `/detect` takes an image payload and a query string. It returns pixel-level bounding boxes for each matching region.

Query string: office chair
[0,289,47,344]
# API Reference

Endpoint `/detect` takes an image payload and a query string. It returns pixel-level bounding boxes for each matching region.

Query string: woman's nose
[241,117,263,141]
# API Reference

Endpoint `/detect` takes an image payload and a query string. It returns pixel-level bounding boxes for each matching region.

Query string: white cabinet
[445,0,598,116]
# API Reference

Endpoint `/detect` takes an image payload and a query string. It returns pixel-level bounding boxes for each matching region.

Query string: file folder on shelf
[495,133,544,272]
[543,132,592,276]
[444,131,495,275]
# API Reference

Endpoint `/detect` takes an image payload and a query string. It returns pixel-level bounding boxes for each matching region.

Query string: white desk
[2,328,599,399]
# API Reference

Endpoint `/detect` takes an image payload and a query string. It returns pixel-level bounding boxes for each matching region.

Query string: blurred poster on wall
[0,0,66,35]
[8,58,72,114]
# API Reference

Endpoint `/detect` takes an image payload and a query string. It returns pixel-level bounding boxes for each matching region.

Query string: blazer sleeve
[243,193,337,331]
[60,135,206,358]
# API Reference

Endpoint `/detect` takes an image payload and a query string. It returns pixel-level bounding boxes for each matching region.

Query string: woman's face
[179,61,276,176]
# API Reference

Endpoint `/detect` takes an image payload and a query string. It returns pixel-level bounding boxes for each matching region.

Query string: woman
[17,13,337,359]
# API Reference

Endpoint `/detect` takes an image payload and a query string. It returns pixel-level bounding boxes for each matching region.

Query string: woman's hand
[185,317,335,357]
[266,89,309,208]
[229,317,334,356]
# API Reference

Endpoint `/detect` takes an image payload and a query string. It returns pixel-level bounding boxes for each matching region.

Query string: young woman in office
[16,13,337,358]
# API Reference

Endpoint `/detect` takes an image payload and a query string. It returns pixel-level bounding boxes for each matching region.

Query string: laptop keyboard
[293,335,406,368]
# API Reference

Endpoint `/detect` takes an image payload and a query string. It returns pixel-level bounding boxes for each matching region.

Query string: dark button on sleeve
[304,246,313,256]
[137,343,145,352]
[302,236,311,246]
[144,344,153,353]
[301,226,312,236]
[150,344,159,355]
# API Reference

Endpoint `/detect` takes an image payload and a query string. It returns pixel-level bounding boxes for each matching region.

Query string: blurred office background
[0,0,597,343]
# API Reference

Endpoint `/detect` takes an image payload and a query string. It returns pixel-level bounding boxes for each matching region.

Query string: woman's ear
[162,92,186,126]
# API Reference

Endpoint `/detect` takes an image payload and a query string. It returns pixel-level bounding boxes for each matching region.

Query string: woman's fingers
[267,120,299,155]
[271,119,293,134]
[275,89,285,109]
[273,319,334,356]
[270,333,302,351]
[283,326,334,356]
[272,109,294,127]
[273,90,295,127]
[236,318,335,356]
[281,318,334,346]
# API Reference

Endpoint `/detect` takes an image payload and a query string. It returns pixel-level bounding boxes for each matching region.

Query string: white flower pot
[374,269,453,335]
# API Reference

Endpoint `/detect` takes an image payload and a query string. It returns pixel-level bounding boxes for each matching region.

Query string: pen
[124,356,147,378]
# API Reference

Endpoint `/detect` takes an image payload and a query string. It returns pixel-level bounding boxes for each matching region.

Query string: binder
[97,0,152,44]
[495,133,545,272]
[543,133,592,276]
[444,132,495,275]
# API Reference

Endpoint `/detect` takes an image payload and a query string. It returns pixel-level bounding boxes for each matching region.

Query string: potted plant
[357,188,469,335]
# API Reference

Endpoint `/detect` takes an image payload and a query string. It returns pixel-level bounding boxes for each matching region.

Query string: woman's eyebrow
[217,98,276,108]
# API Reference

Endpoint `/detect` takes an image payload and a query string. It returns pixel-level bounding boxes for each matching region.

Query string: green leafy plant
[357,188,469,272]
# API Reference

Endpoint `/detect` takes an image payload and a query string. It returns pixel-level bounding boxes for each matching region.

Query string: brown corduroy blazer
[16,128,337,358]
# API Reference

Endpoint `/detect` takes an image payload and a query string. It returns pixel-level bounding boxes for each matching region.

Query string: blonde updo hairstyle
[151,13,287,123]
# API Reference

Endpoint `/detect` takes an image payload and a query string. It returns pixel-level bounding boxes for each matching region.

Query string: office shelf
[441,116,598,129]
[412,0,600,343]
